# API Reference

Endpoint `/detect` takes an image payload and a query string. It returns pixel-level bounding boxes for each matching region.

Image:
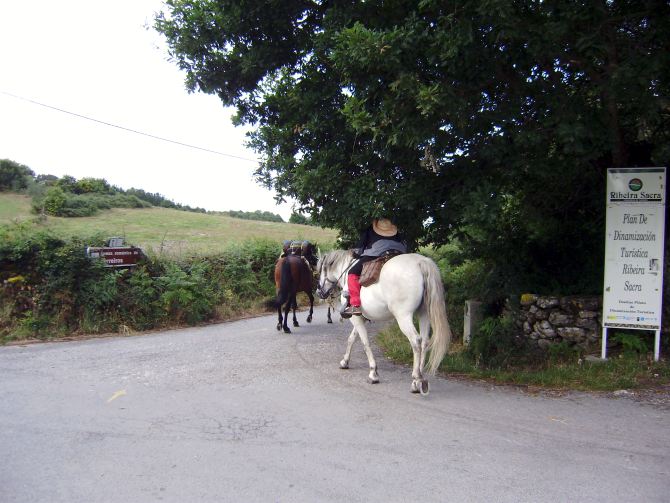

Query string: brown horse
[272,254,315,333]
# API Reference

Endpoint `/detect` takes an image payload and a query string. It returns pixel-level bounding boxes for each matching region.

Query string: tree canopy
[0,159,34,192]
[156,0,669,297]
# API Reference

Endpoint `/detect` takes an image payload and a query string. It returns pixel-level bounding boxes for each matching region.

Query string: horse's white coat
[317,250,452,394]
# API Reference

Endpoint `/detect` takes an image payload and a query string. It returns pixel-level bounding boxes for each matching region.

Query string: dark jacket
[356,227,407,258]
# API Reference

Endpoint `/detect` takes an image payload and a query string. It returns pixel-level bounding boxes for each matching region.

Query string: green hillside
[0,193,338,254]
[0,193,32,222]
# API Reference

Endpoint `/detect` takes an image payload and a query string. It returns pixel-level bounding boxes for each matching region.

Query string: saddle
[359,251,402,287]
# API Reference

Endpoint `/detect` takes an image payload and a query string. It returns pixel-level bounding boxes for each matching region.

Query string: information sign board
[602,167,666,359]
[86,246,144,267]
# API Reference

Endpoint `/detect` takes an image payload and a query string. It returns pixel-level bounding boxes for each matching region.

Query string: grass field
[0,193,33,222]
[0,193,339,254]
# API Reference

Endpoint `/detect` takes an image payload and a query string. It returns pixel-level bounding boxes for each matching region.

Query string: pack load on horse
[270,240,316,333]
[317,218,452,395]
[280,240,318,268]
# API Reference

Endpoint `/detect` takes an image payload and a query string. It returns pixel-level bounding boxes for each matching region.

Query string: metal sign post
[601,168,666,361]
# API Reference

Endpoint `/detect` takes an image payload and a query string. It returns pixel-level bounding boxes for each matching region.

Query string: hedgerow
[0,223,280,342]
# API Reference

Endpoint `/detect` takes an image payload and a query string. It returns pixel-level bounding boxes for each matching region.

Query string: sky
[0,0,294,221]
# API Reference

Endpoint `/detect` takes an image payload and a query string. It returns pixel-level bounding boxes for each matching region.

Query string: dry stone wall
[516,294,602,349]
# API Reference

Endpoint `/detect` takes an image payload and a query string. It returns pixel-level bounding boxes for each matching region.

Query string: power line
[0,90,259,163]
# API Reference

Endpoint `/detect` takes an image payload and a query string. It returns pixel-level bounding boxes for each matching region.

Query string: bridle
[317,254,356,299]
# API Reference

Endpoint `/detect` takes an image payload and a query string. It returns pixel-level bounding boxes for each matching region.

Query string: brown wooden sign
[86,246,144,268]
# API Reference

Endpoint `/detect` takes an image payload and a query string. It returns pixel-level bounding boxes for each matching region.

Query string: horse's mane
[329,249,351,261]
[319,249,351,270]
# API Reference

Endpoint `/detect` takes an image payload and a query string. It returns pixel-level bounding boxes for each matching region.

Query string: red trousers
[347,273,361,307]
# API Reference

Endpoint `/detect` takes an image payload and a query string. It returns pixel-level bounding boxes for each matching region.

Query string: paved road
[1,305,668,503]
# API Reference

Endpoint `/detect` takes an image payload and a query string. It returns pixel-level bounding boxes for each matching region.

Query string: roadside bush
[546,341,581,365]
[423,244,491,341]
[115,266,162,330]
[0,224,283,341]
[31,191,151,217]
[466,315,527,369]
[611,331,650,356]
[220,239,278,299]
[156,261,220,325]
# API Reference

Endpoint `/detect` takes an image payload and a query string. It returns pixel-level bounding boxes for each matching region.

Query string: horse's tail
[274,256,295,307]
[419,257,452,375]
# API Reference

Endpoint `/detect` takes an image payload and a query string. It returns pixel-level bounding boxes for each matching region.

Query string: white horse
[317,250,452,395]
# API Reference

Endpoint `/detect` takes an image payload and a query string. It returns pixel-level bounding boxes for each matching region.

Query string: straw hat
[372,218,398,237]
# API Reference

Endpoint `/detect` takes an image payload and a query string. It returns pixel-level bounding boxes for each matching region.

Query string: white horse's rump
[317,250,452,395]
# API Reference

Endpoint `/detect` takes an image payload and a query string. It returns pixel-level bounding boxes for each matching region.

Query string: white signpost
[602,167,666,360]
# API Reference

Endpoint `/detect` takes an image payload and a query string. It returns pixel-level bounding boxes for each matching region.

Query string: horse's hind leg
[276,305,283,331]
[418,308,431,376]
[397,314,428,394]
[283,302,292,333]
[291,296,299,328]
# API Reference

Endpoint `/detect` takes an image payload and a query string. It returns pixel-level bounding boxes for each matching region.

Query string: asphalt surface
[1,305,668,503]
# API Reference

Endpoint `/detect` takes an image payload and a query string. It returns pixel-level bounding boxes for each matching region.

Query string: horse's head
[316,253,332,299]
[316,250,350,300]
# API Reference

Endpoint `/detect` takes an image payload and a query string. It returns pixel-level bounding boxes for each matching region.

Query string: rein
[319,255,356,297]
[334,258,356,287]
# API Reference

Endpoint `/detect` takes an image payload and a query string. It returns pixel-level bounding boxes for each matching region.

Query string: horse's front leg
[350,317,379,384]
[340,325,358,369]
[326,296,335,323]
[306,292,314,323]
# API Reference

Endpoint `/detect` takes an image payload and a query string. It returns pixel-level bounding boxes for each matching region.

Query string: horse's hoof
[339,360,349,369]
[293,321,300,327]
[367,377,379,384]
[276,324,282,331]
[306,316,312,323]
[283,327,292,334]
[411,381,420,393]
[420,380,430,396]
[327,319,333,324]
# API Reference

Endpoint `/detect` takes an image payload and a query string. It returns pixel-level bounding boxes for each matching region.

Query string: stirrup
[341,305,362,318]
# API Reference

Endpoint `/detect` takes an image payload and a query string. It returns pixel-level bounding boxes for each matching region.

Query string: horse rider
[342,218,407,317]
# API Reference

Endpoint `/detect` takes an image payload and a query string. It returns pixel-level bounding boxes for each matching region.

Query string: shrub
[611,331,649,356]
[423,244,491,341]
[41,187,68,215]
[0,224,282,340]
[466,315,526,369]
[546,341,581,365]
[116,266,162,330]
[157,261,219,324]
[31,191,152,217]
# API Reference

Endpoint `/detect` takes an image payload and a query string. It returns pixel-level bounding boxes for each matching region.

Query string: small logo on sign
[628,178,643,191]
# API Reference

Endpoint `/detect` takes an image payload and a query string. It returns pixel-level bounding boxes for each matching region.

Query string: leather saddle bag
[359,252,401,287]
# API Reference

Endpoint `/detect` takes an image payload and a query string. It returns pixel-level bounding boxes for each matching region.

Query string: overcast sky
[0,0,294,220]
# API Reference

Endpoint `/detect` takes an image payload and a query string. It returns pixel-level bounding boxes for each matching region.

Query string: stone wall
[516,294,602,349]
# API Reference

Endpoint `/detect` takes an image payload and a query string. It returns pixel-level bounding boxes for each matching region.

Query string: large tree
[156,0,669,297]
[0,159,35,192]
